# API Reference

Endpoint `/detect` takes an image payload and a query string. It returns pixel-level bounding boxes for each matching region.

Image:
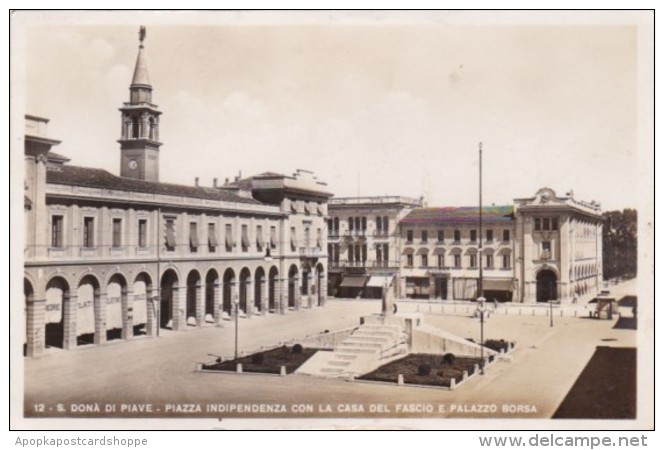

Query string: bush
[442,353,456,365]
[417,363,431,376]
[251,352,265,365]
[292,344,303,354]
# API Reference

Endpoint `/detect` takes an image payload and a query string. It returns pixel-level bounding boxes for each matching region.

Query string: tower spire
[131,25,151,87]
[118,26,162,182]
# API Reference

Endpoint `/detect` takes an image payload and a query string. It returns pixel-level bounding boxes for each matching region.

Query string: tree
[602,209,637,280]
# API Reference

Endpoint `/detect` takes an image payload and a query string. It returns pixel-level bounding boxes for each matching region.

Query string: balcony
[327,232,340,239]
[373,230,390,238]
[371,260,399,269]
[299,246,324,257]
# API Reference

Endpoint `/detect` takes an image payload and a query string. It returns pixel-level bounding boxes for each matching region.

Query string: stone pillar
[171,287,185,331]
[63,294,77,350]
[122,289,134,340]
[280,278,288,314]
[25,298,46,357]
[245,279,254,317]
[195,283,204,327]
[447,277,454,301]
[232,281,240,316]
[319,273,327,307]
[307,272,313,308]
[213,282,222,326]
[94,291,107,345]
[260,279,268,315]
[294,276,302,311]
[146,288,158,337]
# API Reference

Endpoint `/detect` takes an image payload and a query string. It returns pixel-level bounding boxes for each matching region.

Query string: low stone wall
[294,327,358,350]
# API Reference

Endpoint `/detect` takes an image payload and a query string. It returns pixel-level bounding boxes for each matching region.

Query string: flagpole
[479,142,483,300]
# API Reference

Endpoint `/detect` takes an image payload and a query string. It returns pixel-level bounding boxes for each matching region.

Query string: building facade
[326,196,422,298]
[330,189,603,304]
[23,31,331,357]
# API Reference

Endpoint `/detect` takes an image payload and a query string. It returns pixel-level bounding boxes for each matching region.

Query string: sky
[16,11,650,211]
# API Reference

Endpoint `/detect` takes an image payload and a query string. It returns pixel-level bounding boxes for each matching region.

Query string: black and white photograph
[9,10,654,431]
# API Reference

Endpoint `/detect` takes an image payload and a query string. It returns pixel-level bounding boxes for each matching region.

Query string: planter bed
[201,346,319,375]
[359,354,483,388]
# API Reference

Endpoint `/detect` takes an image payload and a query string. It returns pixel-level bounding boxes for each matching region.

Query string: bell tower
[118,26,162,182]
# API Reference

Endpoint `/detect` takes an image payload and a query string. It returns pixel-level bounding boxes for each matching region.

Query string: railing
[299,246,324,257]
[329,195,421,206]
[372,230,390,238]
[327,232,340,239]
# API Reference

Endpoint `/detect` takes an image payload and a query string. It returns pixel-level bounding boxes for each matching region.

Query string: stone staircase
[296,323,407,378]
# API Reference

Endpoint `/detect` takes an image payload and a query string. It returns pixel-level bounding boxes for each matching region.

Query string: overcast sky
[17,11,650,211]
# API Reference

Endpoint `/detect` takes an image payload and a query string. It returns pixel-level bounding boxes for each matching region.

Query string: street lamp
[476,296,487,375]
[233,294,240,360]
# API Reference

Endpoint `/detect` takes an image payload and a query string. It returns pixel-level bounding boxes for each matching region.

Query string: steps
[296,323,407,378]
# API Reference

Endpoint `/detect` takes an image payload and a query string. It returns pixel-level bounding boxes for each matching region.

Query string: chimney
[195,177,199,187]
[213,178,218,188]
[234,175,240,182]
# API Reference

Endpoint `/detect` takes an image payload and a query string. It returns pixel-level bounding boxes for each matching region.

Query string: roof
[47,151,71,163]
[131,44,151,86]
[400,206,514,224]
[46,165,261,204]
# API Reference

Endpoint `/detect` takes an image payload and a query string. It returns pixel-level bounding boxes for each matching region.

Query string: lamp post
[476,296,487,375]
[233,294,240,360]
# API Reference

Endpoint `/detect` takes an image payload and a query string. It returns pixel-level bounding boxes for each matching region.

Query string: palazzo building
[22,29,331,357]
[329,189,603,304]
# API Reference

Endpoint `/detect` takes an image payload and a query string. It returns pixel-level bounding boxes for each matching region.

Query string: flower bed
[359,353,483,388]
[201,345,319,375]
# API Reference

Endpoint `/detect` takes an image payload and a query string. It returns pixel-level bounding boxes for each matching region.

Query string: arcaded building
[23,31,331,357]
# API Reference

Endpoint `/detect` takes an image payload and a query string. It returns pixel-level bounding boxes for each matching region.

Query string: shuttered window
[241,225,249,252]
[112,218,122,248]
[208,223,218,251]
[270,226,277,249]
[225,224,234,251]
[51,215,64,248]
[164,218,176,251]
[189,222,199,252]
[83,217,94,248]
[138,219,148,248]
[256,225,264,249]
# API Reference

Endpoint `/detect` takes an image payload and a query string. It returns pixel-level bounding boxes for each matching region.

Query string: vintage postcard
[10,10,654,430]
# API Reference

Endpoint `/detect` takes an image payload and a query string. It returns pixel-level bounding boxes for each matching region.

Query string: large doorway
[536,269,558,302]
[44,277,69,349]
[268,267,278,312]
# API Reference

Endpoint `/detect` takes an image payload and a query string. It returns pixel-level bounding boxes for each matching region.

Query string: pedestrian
[572,293,578,304]
[493,298,498,310]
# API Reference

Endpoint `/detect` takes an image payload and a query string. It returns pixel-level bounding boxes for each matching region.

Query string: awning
[165,222,176,248]
[339,276,369,288]
[482,278,514,291]
[317,203,324,215]
[304,203,312,214]
[291,201,298,213]
[270,228,277,248]
[366,275,394,288]
[208,225,218,246]
[225,229,235,248]
[189,224,199,247]
[241,227,250,247]
[256,231,264,247]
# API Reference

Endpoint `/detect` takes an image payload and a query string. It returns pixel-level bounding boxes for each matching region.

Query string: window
[270,226,277,249]
[51,215,64,248]
[348,217,354,231]
[437,254,445,268]
[376,216,382,232]
[502,254,511,269]
[208,223,218,252]
[454,230,461,243]
[486,254,494,269]
[534,218,541,231]
[421,254,428,267]
[421,230,428,243]
[333,217,339,232]
[383,244,389,265]
[382,217,389,233]
[486,229,493,242]
[361,244,367,262]
[164,218,176,251]
[290,227,297,251]
[406,254,413,267]
[361,217,367,231]
[541,241,551,259]
[304,226,311,248]
[138,219,148,248]
[470,229,477,243]
[241,224,250,252]
[348,245,354,262]
[112,218,122,248]
[189,222,199,252]
[225,224,234,252]
[256,225,264,250]
[316,228,322,249]
[355,217,361,233]
[437,230,444,243]
[376,244,382,263]
[470,254,477,268]
[406,230,413,243]
[83,217,94,248]
[543,218,550,231]
[552,217,559,230]
[503,229,510,242]
[454,254,461,268]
